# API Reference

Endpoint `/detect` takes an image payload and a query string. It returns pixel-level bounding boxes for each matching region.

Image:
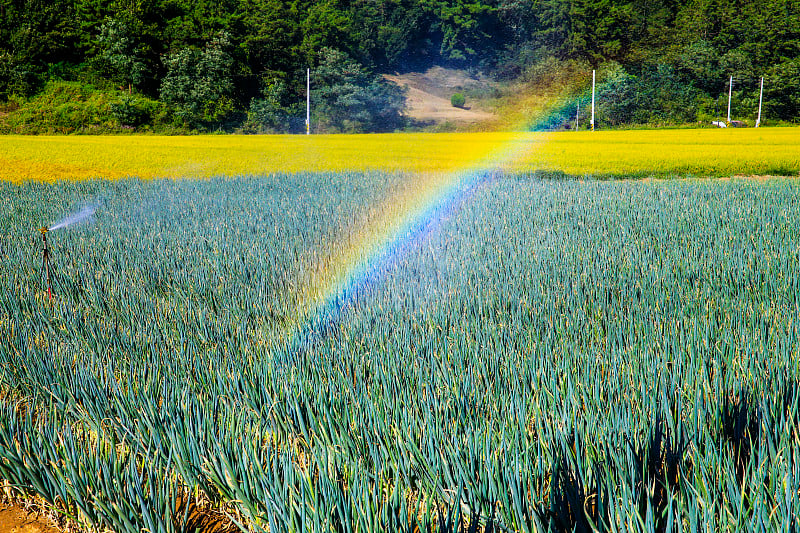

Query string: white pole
[576,101,579,130]
[756,76,763,127]
[727,75,733,124]
[306,68,310,135]
[591,70,595,131]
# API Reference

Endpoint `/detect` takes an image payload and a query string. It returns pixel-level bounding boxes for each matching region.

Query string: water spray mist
[36,203,98,301]
[48,204,97,232]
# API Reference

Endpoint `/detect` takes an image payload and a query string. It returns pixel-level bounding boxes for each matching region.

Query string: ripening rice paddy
[1,155,799,532]
[1,127,799,182]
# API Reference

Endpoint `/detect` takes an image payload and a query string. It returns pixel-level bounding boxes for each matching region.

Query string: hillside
[1,0,798,133]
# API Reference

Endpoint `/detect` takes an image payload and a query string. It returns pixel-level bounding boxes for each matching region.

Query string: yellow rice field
[1,128,798,183]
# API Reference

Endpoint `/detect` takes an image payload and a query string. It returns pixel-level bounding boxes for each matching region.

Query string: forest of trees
[1,0,798,132]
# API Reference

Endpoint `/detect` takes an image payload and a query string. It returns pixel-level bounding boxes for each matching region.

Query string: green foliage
[108,93,163,128]
[450,92,466,108]
[243,79,302,133]
[348,0,430,69]
[312,47,406,133]
[159,32,236,128]
[0,53,42,99]
[0,81,164,134]
[595,63,704,126]
[765,58,800,120]
[595,65,641,126]
[238,0,302,79]
[94,18,149,89]
[300,1,355,63]
[422,0,499,64]
[1,0,799,130]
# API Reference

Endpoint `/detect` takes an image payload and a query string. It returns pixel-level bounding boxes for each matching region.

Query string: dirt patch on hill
[384,67,497,126]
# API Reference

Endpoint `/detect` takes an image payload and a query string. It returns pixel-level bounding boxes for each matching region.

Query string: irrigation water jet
[37,204,98,301]
[48,204,97,232]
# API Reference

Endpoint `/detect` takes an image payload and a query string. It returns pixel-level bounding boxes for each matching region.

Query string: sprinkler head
[39,227,49,235]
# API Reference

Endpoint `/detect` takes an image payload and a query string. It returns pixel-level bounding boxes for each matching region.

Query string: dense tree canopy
[0,0,797,131]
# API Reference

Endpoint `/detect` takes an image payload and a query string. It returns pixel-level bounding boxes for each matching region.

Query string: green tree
[347,0,431,69]
[300,0,354,63]
[245,78,302,132]
[95,18,148,90]
[419,0,499,64]
[99,0,170,96]
[237,0,302,90]
[596,65,641,126]
[312,47,405,132]
[765,58,800,122]
[675,40,722,94]
[0,0,83,96]
[161,0,239,48]
[526,0,590,60]
[160,32,236,128]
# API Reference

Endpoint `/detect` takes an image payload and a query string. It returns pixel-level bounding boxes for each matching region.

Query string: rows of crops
[1,173,799,532]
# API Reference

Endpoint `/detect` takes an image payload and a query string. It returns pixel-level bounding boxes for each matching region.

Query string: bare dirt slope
[384,67,497,126]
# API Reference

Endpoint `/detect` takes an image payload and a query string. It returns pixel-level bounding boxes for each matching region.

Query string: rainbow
[274,86,596,351]
[272,135,546,351]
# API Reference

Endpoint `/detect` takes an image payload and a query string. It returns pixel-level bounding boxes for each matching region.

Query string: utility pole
[756,76,764,128]
[306,68,311,135]
[727,75,733,124]
[576,101,579,130]
[590,70,596,131]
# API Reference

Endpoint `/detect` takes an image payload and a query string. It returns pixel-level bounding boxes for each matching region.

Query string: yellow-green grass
[1,128,798,183]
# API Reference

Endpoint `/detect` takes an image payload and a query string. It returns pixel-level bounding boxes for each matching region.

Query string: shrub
[450,92,466,108]
[109,94,161,128]
[0,81,167,133]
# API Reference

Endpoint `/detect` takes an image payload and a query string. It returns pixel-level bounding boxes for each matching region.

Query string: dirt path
[384,67,497,126]
[0,505,59,533]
